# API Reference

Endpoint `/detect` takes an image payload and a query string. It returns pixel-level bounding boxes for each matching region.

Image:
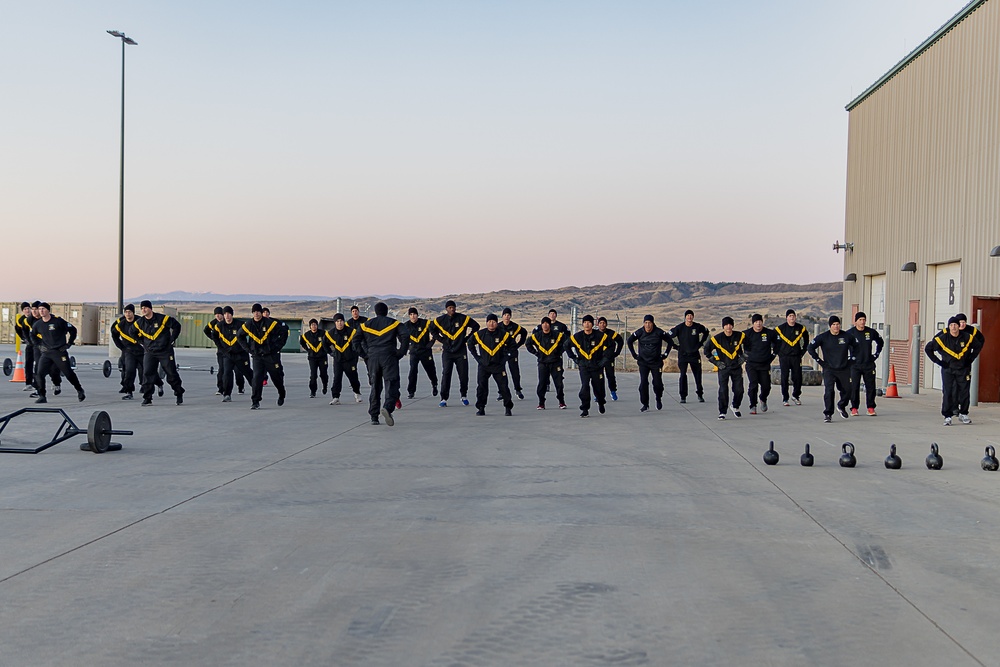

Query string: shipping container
[49,303,100,345]
[176,312,216,349]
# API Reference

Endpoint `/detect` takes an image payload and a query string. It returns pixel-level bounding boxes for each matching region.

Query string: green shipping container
[282,320,302,353]
[176,312,216,349]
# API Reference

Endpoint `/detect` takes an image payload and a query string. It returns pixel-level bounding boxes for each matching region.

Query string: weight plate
[87,410,112,453]
[210,366,215,375]
[70,356,77,370]
[2,358,11,376]
[103,360,113,378]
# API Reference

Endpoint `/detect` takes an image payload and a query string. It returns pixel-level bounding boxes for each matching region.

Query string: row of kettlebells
[762,441,1000,471]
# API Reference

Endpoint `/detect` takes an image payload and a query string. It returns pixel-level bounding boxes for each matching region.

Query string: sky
[0,0,973,301]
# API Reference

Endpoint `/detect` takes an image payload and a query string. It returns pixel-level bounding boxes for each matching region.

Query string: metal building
[841,0,1000,401]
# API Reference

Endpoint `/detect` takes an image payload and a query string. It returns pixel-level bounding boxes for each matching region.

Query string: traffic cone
[9,350,25,383]
[885,364,899,398]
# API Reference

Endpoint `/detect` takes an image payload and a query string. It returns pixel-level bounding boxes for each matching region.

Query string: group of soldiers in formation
[12,299,985,427]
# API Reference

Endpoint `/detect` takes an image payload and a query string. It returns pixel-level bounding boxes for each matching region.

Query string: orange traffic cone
[884,364,899,398]
[9,350,25,383]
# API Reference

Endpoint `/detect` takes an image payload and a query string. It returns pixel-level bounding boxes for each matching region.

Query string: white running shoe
[330,397,340,405]
[943,416,952,426]
[354,393,363,403]
[959,414,972,424]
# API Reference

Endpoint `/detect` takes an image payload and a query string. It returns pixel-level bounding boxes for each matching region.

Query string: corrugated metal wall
[843,0,1000,389]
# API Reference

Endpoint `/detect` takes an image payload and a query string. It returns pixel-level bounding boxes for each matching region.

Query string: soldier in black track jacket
[566,315,611,418]
[704,317,746,419]
[346,305,369,381]
[597,317,625,401]
[215,306,252,402]
[300,319,330,398]
[499,308,527,400]
[807,316,856,423]
[325,314,363,405]
[742,314,776,415]
[135,300,184,406]
[774,309,810,406]
[14,302,35,389]
[204,307,228,395]
[525,317,566,409]
[667,310,710,404]
[845,312,884,415]
[626,315,673,412]
[112,304,153,400]
[403,307,438,399]
[925,316,978,425]
[432,300,480,407]
[239,303,288,410]
[469,313,514,416]
[29,303,85,403]
[355,302,409,426]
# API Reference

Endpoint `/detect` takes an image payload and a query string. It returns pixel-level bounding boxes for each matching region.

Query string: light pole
[107,30,137,315]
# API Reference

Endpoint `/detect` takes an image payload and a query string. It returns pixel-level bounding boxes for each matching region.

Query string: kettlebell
[839,442,857,468]
[884,444,902,470]
[800,443,814,467]
[925,443,943,470]
[763,441,779,466]
[982,446,999,472]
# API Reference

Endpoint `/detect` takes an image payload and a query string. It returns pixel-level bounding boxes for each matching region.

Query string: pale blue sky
[0,1,972,301]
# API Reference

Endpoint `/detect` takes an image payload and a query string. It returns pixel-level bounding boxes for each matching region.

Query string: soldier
[470,313,514,416]
[432,300,480,407]
[704,317,746,420]
[403,307,438,399]
[300,318,330,398]
[346,305,369,381]
[925,316,978,426]
[742,314,776,415]
[774,309,810,406]
[13,302,35,391]
[27,301,61,397]
[29,303,85,404]
[355,302,408,426]
[808,316,857,423]
[667,310,709,404]
[111,304,146,400]
[955,313,986,361]
[215,306,253,402]
[566,315,611,418]
[325,313,364,405]
[498,308,527,401]
[239,303,288,410]
[134,300,184,406]
[525,317,567,409]
[204,307,227,395]
[597,316,625,401]
[626,315,673,412]
[845,312,884,416]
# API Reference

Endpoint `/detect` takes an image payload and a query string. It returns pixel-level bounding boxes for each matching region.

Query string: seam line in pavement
[673,394,985,667]
[0,419,370,586]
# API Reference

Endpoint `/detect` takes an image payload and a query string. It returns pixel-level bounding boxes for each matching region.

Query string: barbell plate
[87,410,112,453]
[103,360,113,378]
[2,358,11,376]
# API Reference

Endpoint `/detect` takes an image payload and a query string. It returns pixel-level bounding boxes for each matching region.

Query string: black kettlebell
[884,444,902,470]
[763,441,779,466]
[800,443,814,467]
[839,442,857,468]
[982,446,999,472]
[925,443,943,470]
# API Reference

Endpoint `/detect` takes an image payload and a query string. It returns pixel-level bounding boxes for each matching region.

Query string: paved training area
[1,345,999,666]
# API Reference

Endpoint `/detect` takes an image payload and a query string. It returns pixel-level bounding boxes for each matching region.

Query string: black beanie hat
[19,301,29,310]
[684,309,694,317]
[597,316,607,324]
[140,300,153,309]
[948,316,961,326]
[786,309,796,317]
[124,303,135,313]
[39,302,51,310]
[31,301,41,308]
[486,313,498,322]
[829,315,841,326]
[223,306,234,315]
[854,311,866,321]
[582,314,594,324]
[214,307,224,315]
[374,302,389,317]
[540,317,551,325]
[251,303,263,313]
[752,313,763,323]
[643,314,654,323]
[722,316,734,327]
[334,313,345,321]
[502,307,512,316]
[955,313,968,322]
[309,318,318,325]
[408,307,418,315]
[445,300,457,309]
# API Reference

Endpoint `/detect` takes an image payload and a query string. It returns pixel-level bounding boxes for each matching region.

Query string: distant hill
[129,291,420,303]
[158,281,843,332]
